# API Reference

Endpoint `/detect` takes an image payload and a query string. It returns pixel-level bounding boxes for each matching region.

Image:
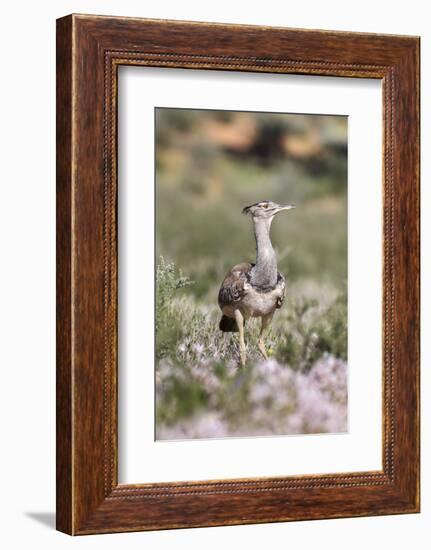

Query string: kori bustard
[218,200,295,366]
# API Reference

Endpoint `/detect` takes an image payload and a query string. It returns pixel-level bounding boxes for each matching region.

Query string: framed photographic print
[56,14,420,534]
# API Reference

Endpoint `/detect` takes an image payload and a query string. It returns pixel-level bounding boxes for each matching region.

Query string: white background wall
[0,1,428,548]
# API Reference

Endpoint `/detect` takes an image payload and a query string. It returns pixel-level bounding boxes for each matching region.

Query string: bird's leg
[258,313,273,360]
[234,309,246,367]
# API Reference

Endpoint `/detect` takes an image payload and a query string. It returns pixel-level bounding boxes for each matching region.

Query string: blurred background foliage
[156,108,347,298]
[154,108,348,439]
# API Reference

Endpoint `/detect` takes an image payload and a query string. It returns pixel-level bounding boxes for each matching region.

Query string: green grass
[155,259,347,438]
[154,108,348,438]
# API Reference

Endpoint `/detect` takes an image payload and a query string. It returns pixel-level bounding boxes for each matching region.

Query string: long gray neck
[250,218,278,288]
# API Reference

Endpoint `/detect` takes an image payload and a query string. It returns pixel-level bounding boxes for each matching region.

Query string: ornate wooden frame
[56,14,420,535]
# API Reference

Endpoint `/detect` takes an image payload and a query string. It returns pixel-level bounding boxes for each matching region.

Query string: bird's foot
[239,350,247,367]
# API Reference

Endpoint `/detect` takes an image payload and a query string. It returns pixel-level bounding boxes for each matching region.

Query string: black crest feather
[242,201,268,215]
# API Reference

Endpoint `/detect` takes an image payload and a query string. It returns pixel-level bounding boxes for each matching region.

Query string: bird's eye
[262,203,269,208]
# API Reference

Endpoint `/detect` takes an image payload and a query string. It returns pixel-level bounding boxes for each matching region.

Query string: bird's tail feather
[219,315,239,332]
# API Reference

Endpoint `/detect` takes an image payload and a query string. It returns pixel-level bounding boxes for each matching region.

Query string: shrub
[154,259,348,438]
[155,257,193,360]
[276,289,347,370]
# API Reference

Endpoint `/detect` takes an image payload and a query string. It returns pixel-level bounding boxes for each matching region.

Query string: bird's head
[242,200,296,220]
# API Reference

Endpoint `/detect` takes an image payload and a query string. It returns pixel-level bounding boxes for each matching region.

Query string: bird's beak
[276,204,296,213]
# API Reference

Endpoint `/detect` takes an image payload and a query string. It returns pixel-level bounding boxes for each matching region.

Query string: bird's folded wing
[218,262,253,308]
